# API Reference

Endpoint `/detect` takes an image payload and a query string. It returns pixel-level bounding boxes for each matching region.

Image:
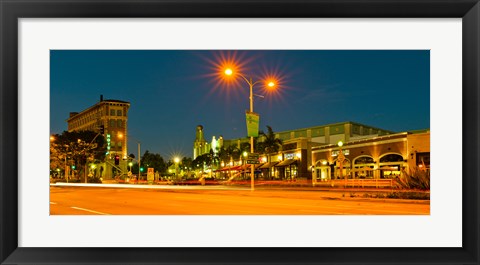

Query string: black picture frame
[1,0,478,264]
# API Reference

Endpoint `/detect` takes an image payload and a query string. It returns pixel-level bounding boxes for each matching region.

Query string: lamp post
[224,68,275,191]
[119,133,141,182]
[174,157,180,178]
[337,141,346,188]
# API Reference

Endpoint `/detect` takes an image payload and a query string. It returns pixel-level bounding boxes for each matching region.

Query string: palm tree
[259,125,283,155]
[258,126,283,179]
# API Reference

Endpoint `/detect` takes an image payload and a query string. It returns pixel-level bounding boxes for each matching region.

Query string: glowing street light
[174,157,180,176]
[223,67,278,191]
[224,68,233,76]
[337,140,346,189]
[119,132,141,182]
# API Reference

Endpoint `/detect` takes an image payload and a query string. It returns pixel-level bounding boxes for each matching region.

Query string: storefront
[311,131,430,184]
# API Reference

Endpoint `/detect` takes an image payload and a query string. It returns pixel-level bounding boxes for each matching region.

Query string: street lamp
[174,157,180,177]
[337,141,346,188]
[224,68,277,191]
[119,133,141,182]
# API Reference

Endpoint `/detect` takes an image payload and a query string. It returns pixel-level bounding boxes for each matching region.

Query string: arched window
[379,153,404,178]
[380,154,403,162]
[353,156,374,179]
[354,156,374,164]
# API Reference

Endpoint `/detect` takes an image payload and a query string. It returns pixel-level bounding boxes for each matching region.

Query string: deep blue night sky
[50,50,430,159]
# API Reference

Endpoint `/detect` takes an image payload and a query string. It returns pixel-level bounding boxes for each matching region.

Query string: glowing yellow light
[224,68,233,76]
[118,133,123,139]
[174,157,180,163]
[50,136,55,142]
[268,81,275,87]
[338,141,344,147]
[243,151,248,157]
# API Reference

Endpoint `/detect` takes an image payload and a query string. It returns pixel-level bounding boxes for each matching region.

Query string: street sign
[248,153,259,160]
[147,168,154,184]
[246,111,260,137]
[247,160,260,165]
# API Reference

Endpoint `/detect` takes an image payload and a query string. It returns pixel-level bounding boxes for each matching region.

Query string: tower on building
[193,125,210,159]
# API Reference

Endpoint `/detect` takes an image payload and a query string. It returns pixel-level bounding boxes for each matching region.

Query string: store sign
[106,134,111,154]
[245,111,260,137]
[285,153,296,160]
[331,150,349,156]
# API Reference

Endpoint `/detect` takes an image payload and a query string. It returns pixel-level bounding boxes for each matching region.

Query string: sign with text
[147,168,154,184]
[245,111,260,137]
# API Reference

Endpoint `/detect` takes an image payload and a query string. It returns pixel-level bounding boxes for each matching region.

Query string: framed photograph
[1,0,478,264]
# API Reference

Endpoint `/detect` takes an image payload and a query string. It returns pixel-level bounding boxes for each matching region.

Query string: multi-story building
[66,95,130,179]
[67,95,130,158]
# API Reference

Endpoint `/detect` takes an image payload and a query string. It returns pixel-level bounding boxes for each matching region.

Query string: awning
[275,159,297,167]
[259,162,278,169]
[214,165,242,172]
[352,167,374,171]
[380,166,399,170]
[254,163,265,169]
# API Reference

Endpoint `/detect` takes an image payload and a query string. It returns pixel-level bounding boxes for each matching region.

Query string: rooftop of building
[66,96,130,122]
[284,121,396,134]
[221,121,396,144]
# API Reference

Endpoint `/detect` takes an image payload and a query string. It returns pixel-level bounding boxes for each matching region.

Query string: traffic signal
[71,165,76,170]
[114,155,120,165]
[99,125,105,135]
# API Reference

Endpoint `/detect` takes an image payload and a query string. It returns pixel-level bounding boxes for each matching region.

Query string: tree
[50,130,106,182]
[258,125,282,155]
[181,156,193,177]
[192,153,212,171]
[132,150,167,175]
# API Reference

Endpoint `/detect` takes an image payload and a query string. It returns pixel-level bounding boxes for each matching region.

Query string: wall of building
[407,132,431,170]
[69,100,129,156]
[311,132,430,180]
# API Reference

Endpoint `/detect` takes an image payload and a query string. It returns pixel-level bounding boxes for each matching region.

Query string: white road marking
[70,206,110,215]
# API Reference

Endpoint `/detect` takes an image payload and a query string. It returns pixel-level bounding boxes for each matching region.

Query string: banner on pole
[245,111,260,137]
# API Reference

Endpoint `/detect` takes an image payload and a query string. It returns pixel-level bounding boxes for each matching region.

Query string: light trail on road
[50,186,430,215]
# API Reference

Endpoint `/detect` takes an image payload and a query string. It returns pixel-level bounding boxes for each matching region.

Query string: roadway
[50,186,430,215]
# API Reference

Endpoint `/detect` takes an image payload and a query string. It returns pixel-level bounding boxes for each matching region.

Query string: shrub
[395,167,430,190]
[88,176,102,183]
[362,192,429,200]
